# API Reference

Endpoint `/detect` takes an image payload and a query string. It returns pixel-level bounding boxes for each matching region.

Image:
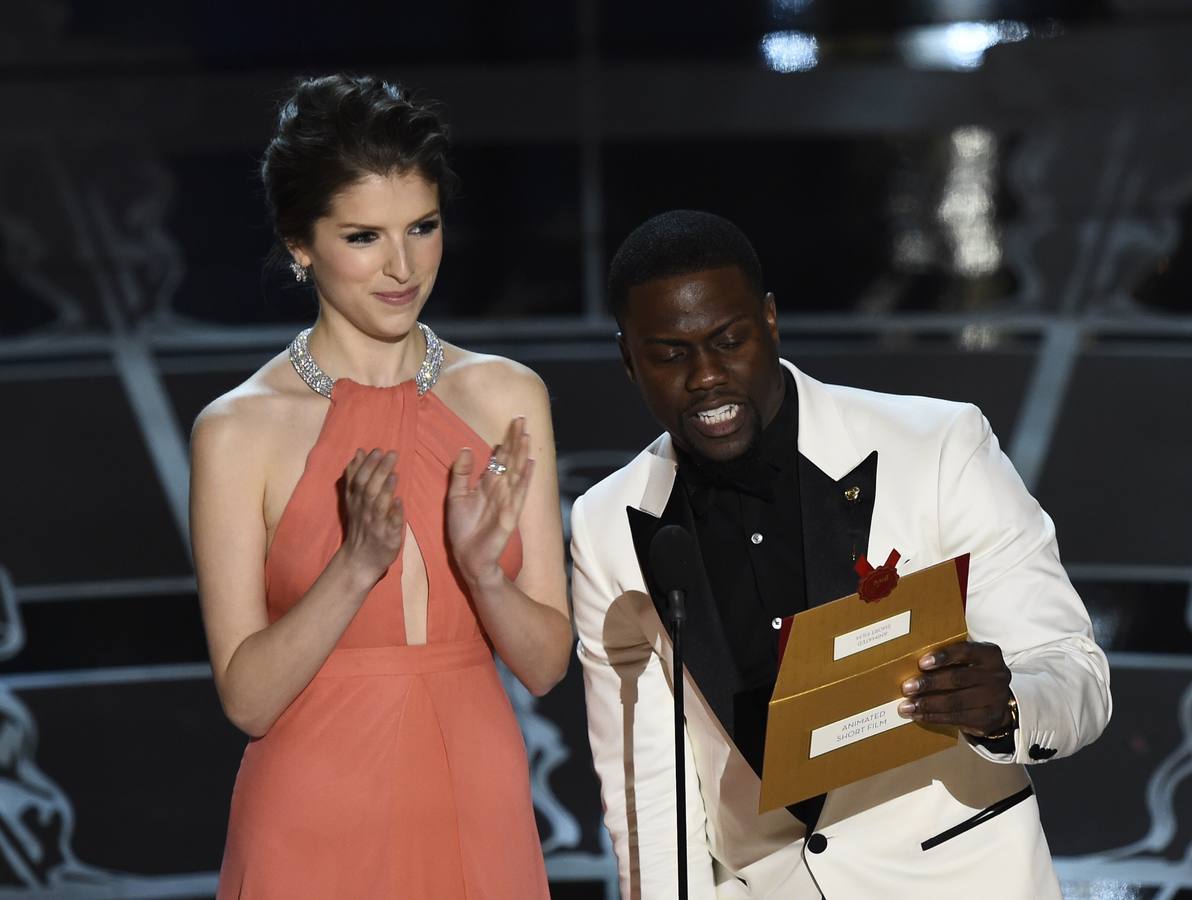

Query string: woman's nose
[385,242,412,282]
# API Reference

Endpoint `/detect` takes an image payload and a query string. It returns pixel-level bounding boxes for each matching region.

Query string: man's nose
[686,348,728,392]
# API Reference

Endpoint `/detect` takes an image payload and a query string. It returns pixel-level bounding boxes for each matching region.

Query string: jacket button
[806,833,827,854]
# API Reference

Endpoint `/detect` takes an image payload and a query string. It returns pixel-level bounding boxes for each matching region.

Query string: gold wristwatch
[984,695,1019,742]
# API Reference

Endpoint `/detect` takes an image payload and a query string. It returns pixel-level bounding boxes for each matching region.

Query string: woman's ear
[286,243,312,269]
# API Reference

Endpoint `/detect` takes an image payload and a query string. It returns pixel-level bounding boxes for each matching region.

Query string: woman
[189,74,571,898]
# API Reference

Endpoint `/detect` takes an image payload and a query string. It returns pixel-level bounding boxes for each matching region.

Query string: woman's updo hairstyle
[262,74,459,255]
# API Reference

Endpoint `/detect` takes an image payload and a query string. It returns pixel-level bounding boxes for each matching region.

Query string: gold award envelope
[758,554,970,812]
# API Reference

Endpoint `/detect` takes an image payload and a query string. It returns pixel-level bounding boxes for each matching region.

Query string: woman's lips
[374,288,418,306]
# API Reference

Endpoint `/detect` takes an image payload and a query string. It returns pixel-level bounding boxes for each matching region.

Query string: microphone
[650,524,699,628]
[648,523,697,900]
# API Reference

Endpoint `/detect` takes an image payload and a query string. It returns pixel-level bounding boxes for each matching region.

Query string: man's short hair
[607,210,765,327]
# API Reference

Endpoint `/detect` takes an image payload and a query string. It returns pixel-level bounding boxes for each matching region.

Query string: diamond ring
[486,455,507,476]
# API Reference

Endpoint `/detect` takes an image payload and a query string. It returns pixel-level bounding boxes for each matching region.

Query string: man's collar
[636,360,867,517]
[783,359,866,480]
[673,367,798,508]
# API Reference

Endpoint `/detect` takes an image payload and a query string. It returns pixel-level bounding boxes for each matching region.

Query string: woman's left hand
[446,416,535,590]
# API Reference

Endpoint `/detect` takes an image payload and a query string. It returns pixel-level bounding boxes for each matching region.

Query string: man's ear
[616,332,637,384]
[763,292,779,344]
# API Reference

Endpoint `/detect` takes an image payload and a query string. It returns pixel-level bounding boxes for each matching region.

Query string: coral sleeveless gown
[216,372,550,899]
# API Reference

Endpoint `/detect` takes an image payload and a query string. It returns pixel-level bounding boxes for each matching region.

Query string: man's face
[618,265,784,464]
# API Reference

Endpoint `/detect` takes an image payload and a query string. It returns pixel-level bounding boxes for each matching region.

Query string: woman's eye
[411,218,441,236]
[345,231,378,245]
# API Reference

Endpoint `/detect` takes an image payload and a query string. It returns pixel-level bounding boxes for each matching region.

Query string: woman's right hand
[340,448,405,583]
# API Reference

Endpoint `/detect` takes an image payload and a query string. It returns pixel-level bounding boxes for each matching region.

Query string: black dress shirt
[675,368,807,779]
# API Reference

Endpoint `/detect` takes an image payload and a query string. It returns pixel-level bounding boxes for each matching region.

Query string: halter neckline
[288,322,444,399]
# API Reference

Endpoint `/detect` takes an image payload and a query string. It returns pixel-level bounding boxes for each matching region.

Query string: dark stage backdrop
[2,2,1192,898]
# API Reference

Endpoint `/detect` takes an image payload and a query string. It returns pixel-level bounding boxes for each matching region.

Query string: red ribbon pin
[854,548,901,602]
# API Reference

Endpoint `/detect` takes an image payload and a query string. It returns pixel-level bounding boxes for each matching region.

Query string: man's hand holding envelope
[899,639,1017,739]
[760,553,1016,812]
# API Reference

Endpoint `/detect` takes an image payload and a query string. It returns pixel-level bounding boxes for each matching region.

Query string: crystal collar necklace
[288,323,444,399]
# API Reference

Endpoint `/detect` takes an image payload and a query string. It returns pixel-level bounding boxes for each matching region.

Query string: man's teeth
[695,404,739,425]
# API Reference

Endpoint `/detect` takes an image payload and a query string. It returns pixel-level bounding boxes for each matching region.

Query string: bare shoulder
[443,344,546,399]
[191,351,313,461]
[438,344,550,438]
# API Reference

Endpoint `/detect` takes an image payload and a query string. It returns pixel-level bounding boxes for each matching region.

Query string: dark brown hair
[261,74,459,257]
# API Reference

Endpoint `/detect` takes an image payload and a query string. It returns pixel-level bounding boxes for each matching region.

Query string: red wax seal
[855,549,901,602]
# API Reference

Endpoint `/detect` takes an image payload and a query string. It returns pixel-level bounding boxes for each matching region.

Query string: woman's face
[293,170,443,339]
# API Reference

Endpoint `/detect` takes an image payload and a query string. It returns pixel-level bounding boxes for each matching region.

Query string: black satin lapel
[626,484,695,633]
[798,450,878,608]
[626,484,742,734]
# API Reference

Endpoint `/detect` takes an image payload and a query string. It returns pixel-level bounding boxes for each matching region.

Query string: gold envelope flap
[773,556,969,698]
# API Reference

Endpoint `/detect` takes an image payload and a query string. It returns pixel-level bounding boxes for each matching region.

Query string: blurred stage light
[760,31,819,73]
[959,322,1001,351]
[893,231,933,268]
[899,20,1030,70]
[769,0,814,15]
[938,126,1002,277]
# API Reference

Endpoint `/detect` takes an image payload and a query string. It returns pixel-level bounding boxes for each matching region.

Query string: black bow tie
[677,454,778,516]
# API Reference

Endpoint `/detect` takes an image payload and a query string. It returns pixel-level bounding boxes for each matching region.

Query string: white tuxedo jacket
[571,361,1111,900]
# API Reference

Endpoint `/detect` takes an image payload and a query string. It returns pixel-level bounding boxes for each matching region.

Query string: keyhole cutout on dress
[401,524,429,646]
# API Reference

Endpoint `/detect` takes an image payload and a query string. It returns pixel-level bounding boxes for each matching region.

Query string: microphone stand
[668,588,688,900]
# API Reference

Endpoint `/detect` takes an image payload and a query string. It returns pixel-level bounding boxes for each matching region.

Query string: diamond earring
[290,260,310,283]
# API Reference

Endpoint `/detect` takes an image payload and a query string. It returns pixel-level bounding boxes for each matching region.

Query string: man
[570,210,1110,899]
